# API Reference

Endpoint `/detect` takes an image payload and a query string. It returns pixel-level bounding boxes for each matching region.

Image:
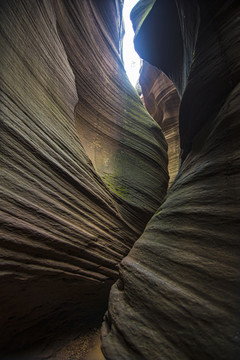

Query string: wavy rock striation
[0,0,168,352]
[140,60,180,183]
[54,0,168,225]
[102,1,240,359]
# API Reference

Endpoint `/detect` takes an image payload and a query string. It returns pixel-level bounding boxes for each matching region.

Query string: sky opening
[122,0,141,87]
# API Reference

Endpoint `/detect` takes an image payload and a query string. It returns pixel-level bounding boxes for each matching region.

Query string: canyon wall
[102,1,240,359]
[1,0,239,358]
[139,60,180,183]
[0,0,168,353]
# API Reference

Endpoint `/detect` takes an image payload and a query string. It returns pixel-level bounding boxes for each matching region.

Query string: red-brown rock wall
[140,60,180,184]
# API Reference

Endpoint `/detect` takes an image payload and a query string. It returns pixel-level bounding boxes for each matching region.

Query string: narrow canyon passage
[0,0,239,360]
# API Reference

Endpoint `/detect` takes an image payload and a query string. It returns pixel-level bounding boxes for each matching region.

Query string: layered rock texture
[1,0,240,358]
[0,0,168,354]
[140,60,180,183]
[102,1,240,359]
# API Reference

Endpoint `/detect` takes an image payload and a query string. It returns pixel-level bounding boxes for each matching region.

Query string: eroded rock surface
[102,1,240,359]
[0,0,168,353]
[54,0,168,225]
[140,60,180,183]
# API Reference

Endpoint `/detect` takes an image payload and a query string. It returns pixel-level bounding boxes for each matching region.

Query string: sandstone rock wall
[0,0,168,352]
[54,0,169,224]
[140,60,180,184]
[102,1,240,359]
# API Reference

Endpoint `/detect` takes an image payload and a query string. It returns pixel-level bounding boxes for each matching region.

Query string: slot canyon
[0,0,239,359]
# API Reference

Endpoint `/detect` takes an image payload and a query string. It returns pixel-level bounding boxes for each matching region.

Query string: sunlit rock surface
[140,60,180,184]
[0,0,168,353]
[102,1,240,359]
[54,0,168,224]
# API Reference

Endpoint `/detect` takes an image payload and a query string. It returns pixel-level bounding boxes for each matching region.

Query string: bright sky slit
[122,0,141,87]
